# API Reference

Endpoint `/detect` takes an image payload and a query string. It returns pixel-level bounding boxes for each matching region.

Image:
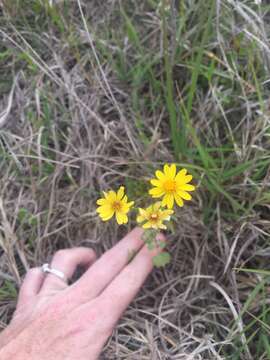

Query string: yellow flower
[149,164,195,209]
[96,186,134,225]
[137,202,173,230]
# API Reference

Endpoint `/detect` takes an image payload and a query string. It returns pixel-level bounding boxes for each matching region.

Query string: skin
[0,228,165,360]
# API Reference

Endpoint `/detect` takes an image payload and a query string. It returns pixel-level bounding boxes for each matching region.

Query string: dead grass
[0,0,270,359]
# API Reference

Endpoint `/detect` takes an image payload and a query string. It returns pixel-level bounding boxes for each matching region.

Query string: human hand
[0,228,164,360]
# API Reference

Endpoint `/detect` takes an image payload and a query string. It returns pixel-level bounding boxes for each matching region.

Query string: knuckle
[54,249,69,260]
[25,267,40,278]
[75,247,96,258]
[87,248,96,259]
[53,247,96,261]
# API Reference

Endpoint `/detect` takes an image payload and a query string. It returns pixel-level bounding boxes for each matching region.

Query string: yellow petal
[162,194,174,208]
[99,212,114,220]
[137,208,149,223]
[155,170,166,180]
[167,194,174,209]
[150,179,161,187]
[149,187,164,197]
[178,190,192,200]
[117,186,125,200]
[168,164,176,178]
[175,168,187,182]
[137,214,144,223]
[175,175,193,186]
[145,205,155,215]
[142,221,152,229]
[160,209,173,220]
[180,184,195,191]
[161,194,168,207]
[120,195,127,203]
[153,202,162,211]
[106,190,117,202]
[163,164,171,176]
[99,210,114,221]
[182,175,193,183]
[121,202,133,213]
[139,207,146,215]
[96,205,112,214]
[116,212,128,224]
[174,194,184,207]
[97,198,106,205]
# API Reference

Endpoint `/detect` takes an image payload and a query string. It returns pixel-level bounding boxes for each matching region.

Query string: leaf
[146,242,156,250]
[153,252,171,267]
[120,8,140,49]
[234,268,270,277]
[141,229,158,243]
[158,241,167,249]
[18,208,28,222]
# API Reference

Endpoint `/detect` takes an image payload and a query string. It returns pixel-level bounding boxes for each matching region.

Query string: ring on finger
[42,263,67,283]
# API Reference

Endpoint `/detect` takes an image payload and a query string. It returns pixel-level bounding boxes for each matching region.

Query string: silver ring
[42,263,66,282]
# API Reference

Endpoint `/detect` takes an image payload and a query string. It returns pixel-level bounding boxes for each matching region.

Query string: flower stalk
[96,164,196,267]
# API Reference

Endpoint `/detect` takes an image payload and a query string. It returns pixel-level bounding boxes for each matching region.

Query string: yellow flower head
[96,186,134,225]
[137,202,173,230]
[149,164,195,209]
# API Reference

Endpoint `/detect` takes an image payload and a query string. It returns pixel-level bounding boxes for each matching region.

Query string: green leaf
[146,242,156,250]
[158,241,167,249]
[120,8,141,49]
[18,208,29,222]
[0,280,17,300]
[234,268,270,277]
[141,229,158,243]
[153,252,171,267]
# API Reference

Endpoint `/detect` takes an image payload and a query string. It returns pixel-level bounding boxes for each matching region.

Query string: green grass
[225,269,270,359]
[0,281,17,301]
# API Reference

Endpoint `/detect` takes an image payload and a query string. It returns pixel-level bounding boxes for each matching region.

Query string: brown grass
[0,0,270,359]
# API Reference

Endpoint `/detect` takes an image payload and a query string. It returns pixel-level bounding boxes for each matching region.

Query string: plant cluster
[96,164,195,266]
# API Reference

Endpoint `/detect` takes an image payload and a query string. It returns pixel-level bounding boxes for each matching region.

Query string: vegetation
[0,0,269,358]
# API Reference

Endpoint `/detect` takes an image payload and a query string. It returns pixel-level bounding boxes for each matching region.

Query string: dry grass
[0,0,270,359]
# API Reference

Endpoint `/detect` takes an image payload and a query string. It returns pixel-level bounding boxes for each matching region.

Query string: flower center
[150,213,159,222]
[112,201,122,212]
[163,180,176,192]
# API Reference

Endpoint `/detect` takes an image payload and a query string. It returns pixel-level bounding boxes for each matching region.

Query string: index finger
[69,227,145,300]
[80,233,165,328]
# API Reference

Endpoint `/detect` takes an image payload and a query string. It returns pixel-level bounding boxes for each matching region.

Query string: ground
[0,1,270,359]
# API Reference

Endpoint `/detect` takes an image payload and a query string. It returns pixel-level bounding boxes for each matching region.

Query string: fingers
[70,227,145,300]
[41,247,96,293]
[99,234,165,320]
[16,267,45,309]
[78,233,165,329]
